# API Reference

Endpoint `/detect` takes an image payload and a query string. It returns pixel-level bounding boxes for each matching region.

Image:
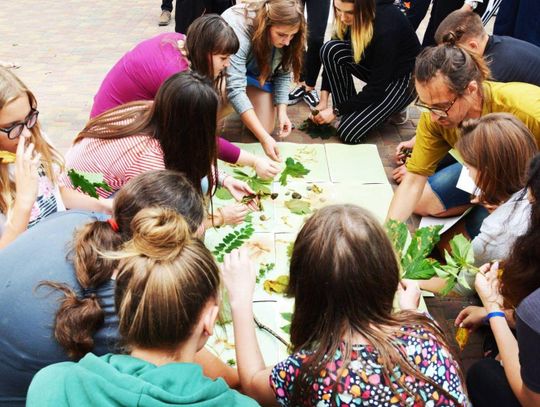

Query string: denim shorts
[428,161,488,238]
[246,73,273,93]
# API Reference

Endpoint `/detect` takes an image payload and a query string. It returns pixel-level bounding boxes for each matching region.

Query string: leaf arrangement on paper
[212,218,255,263]
[67,169,111,199]
[279,157,310,186]
[233,169,272,194]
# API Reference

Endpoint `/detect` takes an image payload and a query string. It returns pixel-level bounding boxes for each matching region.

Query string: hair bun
[442,31,458,46]
[130,207,191,261]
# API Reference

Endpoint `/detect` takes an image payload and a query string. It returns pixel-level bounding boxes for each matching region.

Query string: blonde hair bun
[130,207,191,261]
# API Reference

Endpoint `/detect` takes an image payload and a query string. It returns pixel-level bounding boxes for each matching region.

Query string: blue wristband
[484,311,505,324]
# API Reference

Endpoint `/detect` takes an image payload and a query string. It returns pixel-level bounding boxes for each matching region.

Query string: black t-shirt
[485,35,540,86]
[516,286,540,394]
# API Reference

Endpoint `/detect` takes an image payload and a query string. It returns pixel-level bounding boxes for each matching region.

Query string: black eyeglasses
[414,96,458,118]
[0,109,39,140]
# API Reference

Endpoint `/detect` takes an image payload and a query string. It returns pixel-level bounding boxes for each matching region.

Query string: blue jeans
[428,161,488,238]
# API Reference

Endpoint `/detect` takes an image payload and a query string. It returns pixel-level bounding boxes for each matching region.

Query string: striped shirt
[60,134,164,198]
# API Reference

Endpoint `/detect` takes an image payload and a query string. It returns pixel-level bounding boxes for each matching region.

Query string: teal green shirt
[27,353,259,406]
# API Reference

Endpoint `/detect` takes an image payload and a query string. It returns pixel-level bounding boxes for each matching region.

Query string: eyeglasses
[0,109,39,140]
[414,96,458,118]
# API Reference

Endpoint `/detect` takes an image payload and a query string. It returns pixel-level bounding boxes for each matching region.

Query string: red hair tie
[107,218,119,232]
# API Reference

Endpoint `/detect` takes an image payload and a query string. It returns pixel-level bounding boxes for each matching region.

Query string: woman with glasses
[310,0,420,144]
[0,68,112,249]
[387,44,540,238]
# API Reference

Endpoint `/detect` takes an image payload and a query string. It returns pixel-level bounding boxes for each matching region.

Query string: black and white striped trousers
[320,40,415,144]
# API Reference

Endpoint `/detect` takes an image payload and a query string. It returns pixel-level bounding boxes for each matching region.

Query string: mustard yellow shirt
[407,81,540,176]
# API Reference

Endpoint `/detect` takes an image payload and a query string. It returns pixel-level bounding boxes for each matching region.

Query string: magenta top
[90,33,240,163]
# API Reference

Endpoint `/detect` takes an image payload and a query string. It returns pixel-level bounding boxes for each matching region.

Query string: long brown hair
[246,0,305,84]
[334,0,376,63]
[109,206,220,350]
[287,205,465,405]
[457,113,538,206]
[39,170,205,359]
[0,67,64,214]
[500,154,540,310]
[415,44,491,96]
[74,71,219,196]
[186,14,239,94]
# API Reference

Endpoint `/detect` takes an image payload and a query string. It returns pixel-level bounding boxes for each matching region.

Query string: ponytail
[38,220,123,359]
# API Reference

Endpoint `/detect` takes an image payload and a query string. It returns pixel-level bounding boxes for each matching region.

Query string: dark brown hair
[39,170,205,359]
[435,10,485,46]
[74,71,219,196]
[287,205,464,404]
[111,206,220,350]
[457,113,538,206]
[415,44,490,96]
[500,154,540,310]
[246,0,306,84]
[186,14,239,92]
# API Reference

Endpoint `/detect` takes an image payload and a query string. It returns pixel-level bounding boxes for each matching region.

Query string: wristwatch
[332,106,341,117]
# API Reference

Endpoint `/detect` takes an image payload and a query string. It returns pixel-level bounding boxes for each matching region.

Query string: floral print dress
[270,325,469,406]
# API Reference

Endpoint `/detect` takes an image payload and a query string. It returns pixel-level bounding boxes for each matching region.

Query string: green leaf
[212,219,255,263]
[280,324,291,334]
[403,258,440,280]
[279,157,311,186]
[440,277,457,296]
[449,234,475,266]
[298,119,337,140]
[215,187,233,200]
[384,219,409,257]
[280,312,293,322]
[233,169,272,195]
[68,169,111,199]
[284,199,311,215]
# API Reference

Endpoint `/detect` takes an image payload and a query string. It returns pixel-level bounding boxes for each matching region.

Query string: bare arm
[60,187,112,214]
[386,171,428,221]
[222,249,279,406]
[195,348,240,389]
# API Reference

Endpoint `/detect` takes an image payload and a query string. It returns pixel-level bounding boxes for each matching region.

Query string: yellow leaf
[0,150,16,164]
[455,327,470,350]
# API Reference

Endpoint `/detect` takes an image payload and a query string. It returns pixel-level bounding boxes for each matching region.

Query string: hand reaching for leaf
[219,203,251,226]
[311,107,335,125]
[221,248,257,308]
[455,305,487,331]
[222,176,258,210]
[15,138,41,209]
[253,156,281,180]
[475,262,503,311]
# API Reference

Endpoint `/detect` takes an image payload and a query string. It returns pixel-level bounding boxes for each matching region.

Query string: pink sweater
[90,33,240,163]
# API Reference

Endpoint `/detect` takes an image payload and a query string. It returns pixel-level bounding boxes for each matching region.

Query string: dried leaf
[455,327,470,350]
[263,275,289,294]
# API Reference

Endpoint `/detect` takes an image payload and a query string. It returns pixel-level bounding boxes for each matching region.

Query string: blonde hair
[111,207,220,349]
[334,0,375,63]
[0,67,64,215]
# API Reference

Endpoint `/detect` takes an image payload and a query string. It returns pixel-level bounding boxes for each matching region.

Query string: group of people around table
[1,0,540,405]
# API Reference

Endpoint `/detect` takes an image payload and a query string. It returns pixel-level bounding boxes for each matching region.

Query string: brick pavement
[1,0,485,370]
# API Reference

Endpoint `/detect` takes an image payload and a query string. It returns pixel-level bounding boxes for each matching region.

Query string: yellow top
[407,81,540,176]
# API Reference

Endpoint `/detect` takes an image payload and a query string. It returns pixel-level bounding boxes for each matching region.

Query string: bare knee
[413,184,446,217]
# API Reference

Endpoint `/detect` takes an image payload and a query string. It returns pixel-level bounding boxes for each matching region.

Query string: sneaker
[288,85,306,105]
[387,107,409,126]
[159,10,172,26]
[303,89,320,108]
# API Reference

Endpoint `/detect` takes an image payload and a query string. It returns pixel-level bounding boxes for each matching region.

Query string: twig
[253,316,290,348]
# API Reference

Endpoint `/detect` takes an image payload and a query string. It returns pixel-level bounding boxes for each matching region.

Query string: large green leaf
[384,219,409,257]
[449,234,475,266]
[233,169,272,195]
[403,258,440,280]
[279,157,310,186]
